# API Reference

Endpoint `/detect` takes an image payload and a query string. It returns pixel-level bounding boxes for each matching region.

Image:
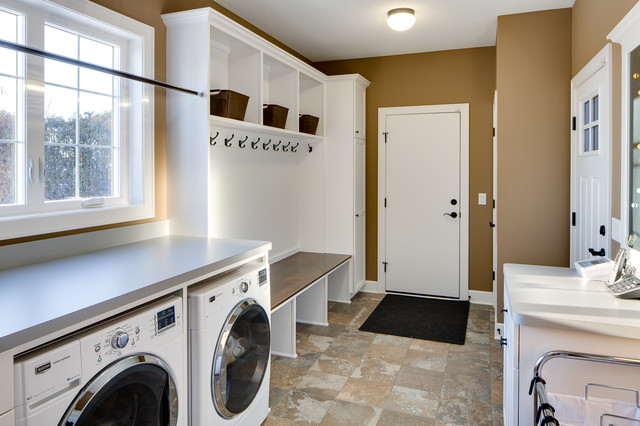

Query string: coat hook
[225,134,234,147]
[251,137,260,149]
[263,139,271,150]
[210,131,219,146]
[308,143,313,153]
[273,140,282,151]
[283,141,291,152]
[291,142,299,153]
[239,135,248,148]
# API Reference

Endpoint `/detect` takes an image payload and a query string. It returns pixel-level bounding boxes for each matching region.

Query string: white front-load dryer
[13,295,185,426]
[189,261,271,425]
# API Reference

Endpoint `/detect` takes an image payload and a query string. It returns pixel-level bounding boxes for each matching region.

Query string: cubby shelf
[210,115,323,142]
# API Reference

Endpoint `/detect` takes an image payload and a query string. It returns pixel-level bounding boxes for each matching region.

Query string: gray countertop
[0,235,271,353]
[504,263,640,339]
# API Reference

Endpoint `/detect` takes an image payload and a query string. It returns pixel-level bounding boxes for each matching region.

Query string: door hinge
[489,222,496,228]
[572,212,576,226]
[572,116,576,131]
[493,127,495,137]
[382,261,388,272]
[493,199,495,209]
[383,132,388,143]
[493,270,496,281]
[384,198,387,208]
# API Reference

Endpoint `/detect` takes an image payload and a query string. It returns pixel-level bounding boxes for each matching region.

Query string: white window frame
[0,0,154,240]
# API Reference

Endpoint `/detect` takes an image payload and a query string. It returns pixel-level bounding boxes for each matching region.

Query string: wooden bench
[270,252,352,358]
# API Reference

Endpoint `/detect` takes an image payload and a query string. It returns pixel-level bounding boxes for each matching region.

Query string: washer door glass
[212,298,270,419]
[60,354,178,426]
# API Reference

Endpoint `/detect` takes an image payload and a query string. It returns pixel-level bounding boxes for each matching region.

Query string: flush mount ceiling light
[387,8,416,31]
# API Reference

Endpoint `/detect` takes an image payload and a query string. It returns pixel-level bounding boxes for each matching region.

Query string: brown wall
[316,47,497,291]
[0,0,311,246]
[572,0,637,76]
[496,9,572,316]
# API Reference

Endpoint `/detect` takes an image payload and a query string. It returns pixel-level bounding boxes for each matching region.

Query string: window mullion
[25,14,45,207]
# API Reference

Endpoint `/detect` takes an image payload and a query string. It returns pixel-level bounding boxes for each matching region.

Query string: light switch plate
[478,193,487,205]
[612,218,621,243]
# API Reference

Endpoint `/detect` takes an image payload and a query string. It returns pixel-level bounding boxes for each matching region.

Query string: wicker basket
[210,90,249,120]
[299,114,319,135]
[263,104,288,129]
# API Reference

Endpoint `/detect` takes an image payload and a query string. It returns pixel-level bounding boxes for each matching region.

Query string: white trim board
[469,290,493,305]
[377,104,470,300]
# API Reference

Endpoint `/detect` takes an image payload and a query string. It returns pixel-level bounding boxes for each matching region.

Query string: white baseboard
[0,220,170,270]
[360,280,381,293]
[469,290,493,305]
[495,322,504,340]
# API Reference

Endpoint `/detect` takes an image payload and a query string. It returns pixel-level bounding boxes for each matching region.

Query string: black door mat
[359,294,469,345]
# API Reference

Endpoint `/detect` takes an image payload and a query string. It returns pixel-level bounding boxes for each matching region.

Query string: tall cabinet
[325,75,370,296]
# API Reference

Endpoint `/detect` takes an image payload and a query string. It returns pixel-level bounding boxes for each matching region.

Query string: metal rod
[533,351,640,425]
[0,39,204,97]
[534,351,640,378]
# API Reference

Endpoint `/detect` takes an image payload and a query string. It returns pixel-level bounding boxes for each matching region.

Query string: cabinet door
[354,83,366,139]
[354,138,366,290]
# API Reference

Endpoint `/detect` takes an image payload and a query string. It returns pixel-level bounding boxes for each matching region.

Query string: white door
[384,110,462,297]
[571,45,611,264]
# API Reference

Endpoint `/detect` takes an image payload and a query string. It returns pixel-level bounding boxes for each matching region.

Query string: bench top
[270,252,351,309]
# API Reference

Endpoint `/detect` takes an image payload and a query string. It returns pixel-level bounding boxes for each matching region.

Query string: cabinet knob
[355,130,360,134]
[500,337,507,347]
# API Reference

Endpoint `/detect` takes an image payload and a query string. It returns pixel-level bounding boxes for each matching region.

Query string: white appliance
[189,261,271,425]
[13,296,185,426]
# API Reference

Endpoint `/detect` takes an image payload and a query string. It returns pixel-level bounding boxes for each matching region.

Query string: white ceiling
[213,0,576,62]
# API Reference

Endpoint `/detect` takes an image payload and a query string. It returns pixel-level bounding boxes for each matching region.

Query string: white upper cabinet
[163,7,325,139]
[354,81,367,139]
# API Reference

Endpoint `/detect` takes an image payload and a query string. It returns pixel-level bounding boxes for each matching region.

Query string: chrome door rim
[211,298,270,419]
[59,353,179,426]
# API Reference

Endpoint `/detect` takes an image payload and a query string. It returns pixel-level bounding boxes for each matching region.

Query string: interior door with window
[570,45,611,264]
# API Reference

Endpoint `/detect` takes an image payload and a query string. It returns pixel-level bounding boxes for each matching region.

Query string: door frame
[377,104,469,299]
[570,43,612,264]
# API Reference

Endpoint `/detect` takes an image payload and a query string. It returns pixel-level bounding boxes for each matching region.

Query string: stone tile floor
[263,292,504,425]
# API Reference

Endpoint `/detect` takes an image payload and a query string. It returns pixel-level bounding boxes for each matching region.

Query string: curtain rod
[0,39,204,97]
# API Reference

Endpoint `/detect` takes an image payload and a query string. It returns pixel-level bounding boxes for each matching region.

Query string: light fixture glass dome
[387,8,416,31]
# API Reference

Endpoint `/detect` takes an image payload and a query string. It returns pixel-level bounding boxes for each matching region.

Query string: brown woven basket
[263,104,288,129]
[299,114,319,135]
[210,90,249,120]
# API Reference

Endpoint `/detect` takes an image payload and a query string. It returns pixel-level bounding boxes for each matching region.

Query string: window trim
[0,0,154,240]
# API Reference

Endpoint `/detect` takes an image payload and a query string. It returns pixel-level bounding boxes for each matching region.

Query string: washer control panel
[232,279,251,296]
[86,297,181,367]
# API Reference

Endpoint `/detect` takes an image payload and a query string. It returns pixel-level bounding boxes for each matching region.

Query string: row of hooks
[209,131,313,153]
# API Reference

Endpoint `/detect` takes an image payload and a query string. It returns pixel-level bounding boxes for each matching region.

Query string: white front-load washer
[189,261,271,425]
[13,295,185,426]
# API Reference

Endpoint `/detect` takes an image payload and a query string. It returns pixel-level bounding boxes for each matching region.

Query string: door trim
[377,104,469,300]
[570,43,612,264]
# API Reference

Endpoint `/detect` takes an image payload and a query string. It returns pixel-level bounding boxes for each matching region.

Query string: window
[581,93,599,153]
[0,0,154,239]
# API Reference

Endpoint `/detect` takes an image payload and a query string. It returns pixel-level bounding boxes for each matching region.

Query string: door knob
[444,212,458,218]
[450,199,457,205]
